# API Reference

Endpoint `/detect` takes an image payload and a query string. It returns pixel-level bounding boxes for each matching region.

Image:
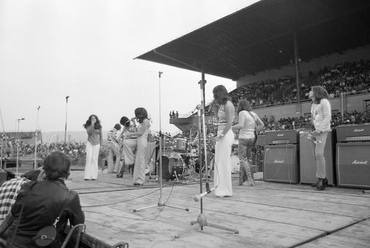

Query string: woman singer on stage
[232,99,264,186]
[212,85,235,197]
[107,123,121,173]
[115,116,131,177]
[83,114,103,180]
[121,107,151,186]
[309,86,331,191]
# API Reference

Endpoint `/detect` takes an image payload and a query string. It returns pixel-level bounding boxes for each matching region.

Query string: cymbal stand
[133,72,188,213]
[174,78,239,238]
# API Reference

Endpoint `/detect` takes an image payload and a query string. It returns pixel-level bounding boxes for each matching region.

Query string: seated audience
[2,151,85,248]
[0,169,43,220]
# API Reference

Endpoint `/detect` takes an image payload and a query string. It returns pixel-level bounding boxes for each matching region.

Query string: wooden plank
[62,170,370,248]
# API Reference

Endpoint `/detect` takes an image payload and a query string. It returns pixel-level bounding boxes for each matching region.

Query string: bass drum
[230,155,240,174]
[161,155,184,180]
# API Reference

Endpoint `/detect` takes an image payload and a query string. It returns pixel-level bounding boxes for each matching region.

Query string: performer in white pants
[211,85,235,198]
[83,114,102,180]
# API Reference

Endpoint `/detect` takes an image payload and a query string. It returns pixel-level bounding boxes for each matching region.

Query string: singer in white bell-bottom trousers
[84,141,100,180]
[214,129,234,197]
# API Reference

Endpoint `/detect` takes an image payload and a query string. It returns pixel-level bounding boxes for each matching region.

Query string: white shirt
[312,99,331,132]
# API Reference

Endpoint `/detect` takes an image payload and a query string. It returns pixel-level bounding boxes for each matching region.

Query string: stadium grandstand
[136,0,370,137]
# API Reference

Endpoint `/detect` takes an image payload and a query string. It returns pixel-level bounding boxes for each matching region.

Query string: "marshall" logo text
[352,160,368,164]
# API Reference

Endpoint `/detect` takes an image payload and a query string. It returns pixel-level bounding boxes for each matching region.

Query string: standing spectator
[232,99,264,186]
[212,85,235,197]
[309,86,331,191]
[83,114,102,181]
[107,124,121,173]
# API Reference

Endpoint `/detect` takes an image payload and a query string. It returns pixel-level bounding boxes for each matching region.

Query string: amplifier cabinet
[336,124,370,142]
[263,144,299,183]
[336,142,370,189]
[299,131,335,185]
[265,130,298,145]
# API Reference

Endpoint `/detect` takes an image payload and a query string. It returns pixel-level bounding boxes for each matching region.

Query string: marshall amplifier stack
[299,130,336,186]
[336,124,370,189]
[263,130,299,183]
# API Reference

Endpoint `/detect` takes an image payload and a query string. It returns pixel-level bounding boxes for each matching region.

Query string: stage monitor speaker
[299,130,335,185]
[263,144,299,183]
[336,142,370,189]
[336,124,370,142]
[265,130,298,145]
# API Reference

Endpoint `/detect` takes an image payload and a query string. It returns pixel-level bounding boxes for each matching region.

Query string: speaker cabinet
[265,130,298,145]
[337,142,370,189]
[299,131,335,185]
[263,144,299,183]
[336,124,370,142]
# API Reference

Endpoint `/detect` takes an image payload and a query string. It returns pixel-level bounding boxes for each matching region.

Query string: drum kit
[151,137,214,183]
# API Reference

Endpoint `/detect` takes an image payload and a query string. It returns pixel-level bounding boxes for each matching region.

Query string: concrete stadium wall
[252,92,370,120]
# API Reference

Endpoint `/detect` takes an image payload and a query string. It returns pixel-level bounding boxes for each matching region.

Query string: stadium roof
[136,0,370,81]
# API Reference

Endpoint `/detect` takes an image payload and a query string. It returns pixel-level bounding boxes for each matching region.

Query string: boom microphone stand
[174,78,239,238]
[133,71,188,213]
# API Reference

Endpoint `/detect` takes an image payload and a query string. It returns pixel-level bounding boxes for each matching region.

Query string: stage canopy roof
[135,0,370,81]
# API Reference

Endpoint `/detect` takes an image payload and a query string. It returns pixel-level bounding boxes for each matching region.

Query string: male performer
[308,86,331,191]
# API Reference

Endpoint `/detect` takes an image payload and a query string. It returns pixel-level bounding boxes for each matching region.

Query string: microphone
[193,187,216,202]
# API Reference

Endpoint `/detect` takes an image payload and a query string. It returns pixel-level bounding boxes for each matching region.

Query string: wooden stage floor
[63,170,370,248]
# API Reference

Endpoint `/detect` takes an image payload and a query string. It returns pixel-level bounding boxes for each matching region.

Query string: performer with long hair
[309,86,331,191]
[115,116,131,177]
[212,85,235,197]
[121,108,151,186]
[107,123,121,173]
[232,99,264,186]
[83,114,102,180]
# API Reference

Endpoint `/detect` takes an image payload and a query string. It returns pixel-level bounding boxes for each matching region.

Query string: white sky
[0,0,258,135]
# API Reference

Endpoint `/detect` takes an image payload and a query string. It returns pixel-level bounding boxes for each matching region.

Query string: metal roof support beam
[294,32,302,116]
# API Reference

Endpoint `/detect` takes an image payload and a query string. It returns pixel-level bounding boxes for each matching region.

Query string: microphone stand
[133,71,188,213]
[174,77,239,238]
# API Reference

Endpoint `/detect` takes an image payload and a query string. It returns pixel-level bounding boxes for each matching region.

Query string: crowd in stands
[228,59,370,108]
[1,139,88,162]
[259,110,369,133]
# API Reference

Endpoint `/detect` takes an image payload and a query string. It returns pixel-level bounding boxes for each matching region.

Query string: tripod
[133,72,188,213]
[174,78,239,238]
